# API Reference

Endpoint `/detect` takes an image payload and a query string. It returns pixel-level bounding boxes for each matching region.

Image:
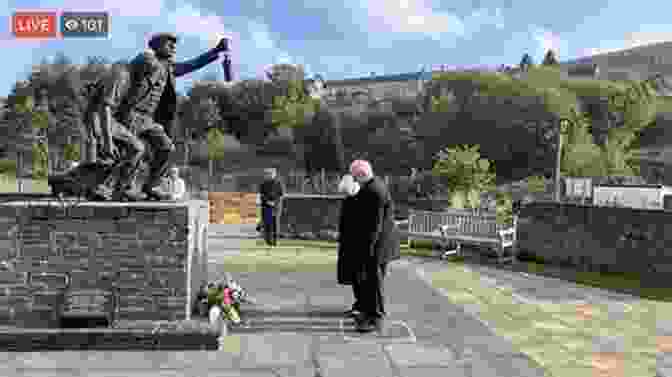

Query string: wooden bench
[408,209,517,264]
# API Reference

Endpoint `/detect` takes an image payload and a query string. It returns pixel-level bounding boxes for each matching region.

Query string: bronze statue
[50,33,231,201]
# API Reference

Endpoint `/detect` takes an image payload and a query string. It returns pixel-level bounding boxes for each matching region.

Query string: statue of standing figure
[50,33,231,201]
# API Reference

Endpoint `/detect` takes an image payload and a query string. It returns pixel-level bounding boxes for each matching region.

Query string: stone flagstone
[238,333,312,367]
[384,343,456,367]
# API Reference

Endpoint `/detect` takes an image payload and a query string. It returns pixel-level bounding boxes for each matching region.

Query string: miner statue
[50,33,232,201]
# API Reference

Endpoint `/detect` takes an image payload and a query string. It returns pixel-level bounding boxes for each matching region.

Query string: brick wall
[517,202,672,280]
[0,200,208,327]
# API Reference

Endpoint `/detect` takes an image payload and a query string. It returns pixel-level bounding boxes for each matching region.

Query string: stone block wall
[278,194,344,241]
[0,200,208,327]
[517,202,672,281]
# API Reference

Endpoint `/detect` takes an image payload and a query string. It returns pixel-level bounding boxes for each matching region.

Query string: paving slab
[658,354,672,377]
[8,351,240,370]
[342,319,416,344]
[398,366,468,377]
[384,343,456,367]
[269,365,318,377]
[316,343,394,377]
[238,333,312,368]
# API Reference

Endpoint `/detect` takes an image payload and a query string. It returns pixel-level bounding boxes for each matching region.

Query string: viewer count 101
[12,10,110,39]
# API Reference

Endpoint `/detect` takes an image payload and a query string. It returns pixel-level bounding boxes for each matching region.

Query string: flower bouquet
[196,275,252,326]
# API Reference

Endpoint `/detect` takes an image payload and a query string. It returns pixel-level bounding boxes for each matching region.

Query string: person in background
[161,166,186,201]
[336,174,363,318]
[259,168,284,246]
[349,160,400,333]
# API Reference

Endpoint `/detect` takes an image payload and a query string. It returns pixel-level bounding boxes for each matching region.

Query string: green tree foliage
[432,144,496,208]
[525,175,547,193]
[520,53,534,69]
[0,82,50,178]
[430,95,453,113]
[32,142,48,179]
[207,127,226,177]
[298,108,345,173]
[495,191,513,225]
[182,83,222,140]
[62,143,80,162]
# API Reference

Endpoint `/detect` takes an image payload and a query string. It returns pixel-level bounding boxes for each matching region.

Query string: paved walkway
[3,225,664,376]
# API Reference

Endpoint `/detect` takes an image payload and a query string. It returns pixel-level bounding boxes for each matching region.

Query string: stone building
[318,71,433,105]
[561,41,672,82]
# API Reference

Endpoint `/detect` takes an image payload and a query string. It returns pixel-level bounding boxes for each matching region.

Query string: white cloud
[532,28,564,57]
[361,0,464,39]
[356,0,504,41]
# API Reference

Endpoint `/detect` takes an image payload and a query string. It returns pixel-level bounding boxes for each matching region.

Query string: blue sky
[0,0,671,97]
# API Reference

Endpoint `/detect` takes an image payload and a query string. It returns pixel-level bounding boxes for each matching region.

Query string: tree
[542,50,559,66]
[266,63,305,83]
[0,82,49,190]
[214,79,275,145]
[520,53,534,71]
[432,144,496,209]
[298,107,345,175]
[206,128,226,184]
[182,82,222,140]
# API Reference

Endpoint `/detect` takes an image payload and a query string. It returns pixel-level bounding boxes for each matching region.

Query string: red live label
[12,11,58,38]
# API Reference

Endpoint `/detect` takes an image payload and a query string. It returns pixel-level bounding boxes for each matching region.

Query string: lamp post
[554,118,570,202]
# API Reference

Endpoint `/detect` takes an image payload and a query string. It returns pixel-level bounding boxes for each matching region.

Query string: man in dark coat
[259,168,285,246]
[336,174,363,317]
[349,160,400,333]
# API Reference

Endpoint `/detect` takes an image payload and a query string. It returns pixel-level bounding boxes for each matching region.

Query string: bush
[0,160,17,175]
[62,143,80,162]
[525,175,547,193]
[495,191,513,225]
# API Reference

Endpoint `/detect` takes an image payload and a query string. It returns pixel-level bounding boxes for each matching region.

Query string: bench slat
[408,209,517,264]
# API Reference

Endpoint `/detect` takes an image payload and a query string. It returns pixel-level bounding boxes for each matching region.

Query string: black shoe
[344,308,361,318]
[355,317,383,333]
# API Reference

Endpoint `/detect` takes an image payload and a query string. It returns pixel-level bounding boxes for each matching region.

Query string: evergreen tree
[542,50,559,65]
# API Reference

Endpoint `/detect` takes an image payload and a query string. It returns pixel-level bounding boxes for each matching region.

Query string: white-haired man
[349,160,400,333]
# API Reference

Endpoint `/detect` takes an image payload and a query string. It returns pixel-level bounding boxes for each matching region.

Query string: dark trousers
[351,275,363,311]
[139,125,175,189]
[262,205,277,246]
[357,261,387,320]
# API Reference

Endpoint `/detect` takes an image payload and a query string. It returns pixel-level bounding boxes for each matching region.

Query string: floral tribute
[196,276,251,325]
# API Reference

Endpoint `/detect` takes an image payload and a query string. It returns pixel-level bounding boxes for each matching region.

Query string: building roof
[325,71,432,86]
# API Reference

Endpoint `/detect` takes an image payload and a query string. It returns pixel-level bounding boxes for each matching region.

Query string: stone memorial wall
[278,194,345,241]
[517,202,672,281]
[0,200,208,328]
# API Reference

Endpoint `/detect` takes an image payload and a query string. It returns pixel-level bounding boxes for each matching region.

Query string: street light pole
[554,118,570,202]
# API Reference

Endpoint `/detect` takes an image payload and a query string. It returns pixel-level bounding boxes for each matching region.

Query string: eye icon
[64,19,79,31]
